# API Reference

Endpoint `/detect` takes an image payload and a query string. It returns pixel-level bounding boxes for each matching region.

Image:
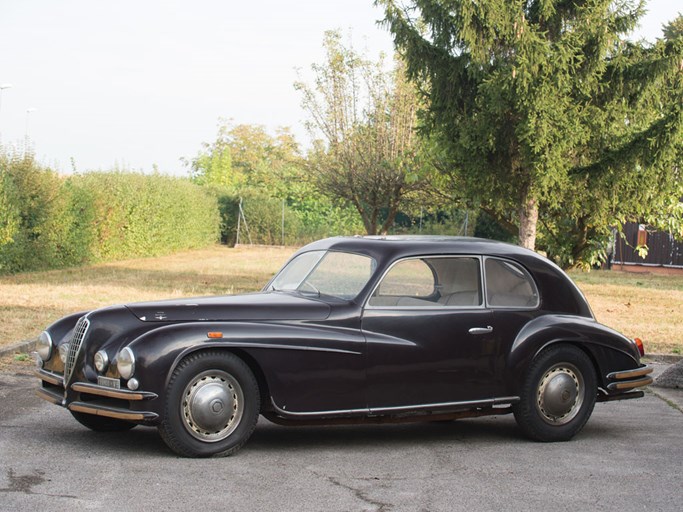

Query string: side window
[369,257,482,308]
[484,258,539,308]
[370,259,435,306]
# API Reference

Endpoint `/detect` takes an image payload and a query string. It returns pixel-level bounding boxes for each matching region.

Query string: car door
[361,256,498,410]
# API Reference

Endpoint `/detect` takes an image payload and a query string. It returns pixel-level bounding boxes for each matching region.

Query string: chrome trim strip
[607,377,653,391]
[370,396,519,415]
[270,396,520,418]
[221,342,362,356]
[71,382,158,401]
[36,387,65,406]
[36,369,64,387]
[607,365,654,381]
[68,402,158,422]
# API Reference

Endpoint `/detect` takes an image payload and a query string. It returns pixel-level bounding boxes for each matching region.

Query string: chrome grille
[64,316,90,384]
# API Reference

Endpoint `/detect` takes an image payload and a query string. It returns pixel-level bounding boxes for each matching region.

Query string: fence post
[236,197,242,246]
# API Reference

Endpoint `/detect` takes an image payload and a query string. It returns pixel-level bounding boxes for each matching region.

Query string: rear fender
[506,315,641,392]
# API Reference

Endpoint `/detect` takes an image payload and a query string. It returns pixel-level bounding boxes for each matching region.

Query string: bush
[0,155,219,274]
[65,172,220,261]
[0,154,79,272]
[209,186,364,246]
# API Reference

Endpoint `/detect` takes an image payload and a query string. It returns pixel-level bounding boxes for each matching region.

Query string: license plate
[97,376,121,389]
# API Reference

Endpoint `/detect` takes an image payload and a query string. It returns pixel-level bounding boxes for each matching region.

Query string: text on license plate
[97,376,121,389]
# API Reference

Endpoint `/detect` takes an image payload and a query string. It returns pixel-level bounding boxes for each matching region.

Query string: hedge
[0,155,219,274]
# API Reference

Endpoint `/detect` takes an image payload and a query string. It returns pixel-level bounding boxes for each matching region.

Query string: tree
[296,30,432,235]
[378,0,683,263]
[184,121,365,243]
[184,122,236,188]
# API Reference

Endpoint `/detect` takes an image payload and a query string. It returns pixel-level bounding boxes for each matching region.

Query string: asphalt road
[1,362,682,512]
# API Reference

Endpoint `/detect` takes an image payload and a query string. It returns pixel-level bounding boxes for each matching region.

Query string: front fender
[124,320,366,413]
[506,315,641,392]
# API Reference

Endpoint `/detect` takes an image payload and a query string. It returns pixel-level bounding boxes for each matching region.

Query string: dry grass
[1,246,681,354]
[0,245,292,347]
[569,270,683,355]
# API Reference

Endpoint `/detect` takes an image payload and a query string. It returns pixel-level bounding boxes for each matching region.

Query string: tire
[70,411,137,432]
[513,344,597,442]
[158,351,260,458]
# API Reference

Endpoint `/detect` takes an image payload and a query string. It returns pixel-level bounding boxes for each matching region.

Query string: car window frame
[482,256,540,310]
[364,255,486,310]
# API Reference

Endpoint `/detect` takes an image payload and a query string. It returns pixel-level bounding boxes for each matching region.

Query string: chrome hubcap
[181,370,244,442]
[536,363,584,425]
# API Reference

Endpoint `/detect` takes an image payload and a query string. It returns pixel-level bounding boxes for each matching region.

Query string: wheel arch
[169,345,272,412]
[506,315,641,393]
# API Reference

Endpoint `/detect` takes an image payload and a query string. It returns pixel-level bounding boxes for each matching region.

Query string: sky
[0,0,680,176]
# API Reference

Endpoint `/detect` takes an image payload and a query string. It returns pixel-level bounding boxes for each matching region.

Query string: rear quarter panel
[505,314,642,392]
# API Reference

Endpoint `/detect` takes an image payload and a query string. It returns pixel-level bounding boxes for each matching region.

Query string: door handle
[468,326,493,335]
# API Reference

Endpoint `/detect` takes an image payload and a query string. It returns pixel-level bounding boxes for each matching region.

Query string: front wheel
[158,351,260,457]
[513,344,597,442]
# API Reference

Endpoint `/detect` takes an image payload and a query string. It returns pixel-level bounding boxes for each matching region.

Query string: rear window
[484,258,539,308]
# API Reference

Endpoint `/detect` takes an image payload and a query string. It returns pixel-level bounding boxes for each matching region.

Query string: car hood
[125,292,331,322]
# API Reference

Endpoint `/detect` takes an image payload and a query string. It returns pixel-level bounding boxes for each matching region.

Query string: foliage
[208,185,364,247]
[0,153,80,272]
[0,154,219,274]
[184,123,237,187]
[0,164,20,248]
[378,0,683,266]
[189,121,365,245]
[67,172,219,261]
[296,31,435,235]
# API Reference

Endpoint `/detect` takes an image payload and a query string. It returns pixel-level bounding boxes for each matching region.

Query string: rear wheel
[513,344,597,442]
[158,351,260,457]
[70,411,136,432]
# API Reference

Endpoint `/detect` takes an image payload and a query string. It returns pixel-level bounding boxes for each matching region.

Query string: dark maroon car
[35,236,652,457]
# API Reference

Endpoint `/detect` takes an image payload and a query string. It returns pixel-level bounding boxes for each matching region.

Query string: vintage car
[35,236,653,457]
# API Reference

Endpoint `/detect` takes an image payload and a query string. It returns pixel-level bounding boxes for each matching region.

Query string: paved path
[0,360,681,512]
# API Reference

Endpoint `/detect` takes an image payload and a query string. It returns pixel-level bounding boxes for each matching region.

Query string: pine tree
[378,0,683,264]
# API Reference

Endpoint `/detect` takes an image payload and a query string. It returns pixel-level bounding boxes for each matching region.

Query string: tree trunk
[518,195,538,250]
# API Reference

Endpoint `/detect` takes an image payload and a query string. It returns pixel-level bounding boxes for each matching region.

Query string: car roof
[292,236,593,318]
[300,235,538,260]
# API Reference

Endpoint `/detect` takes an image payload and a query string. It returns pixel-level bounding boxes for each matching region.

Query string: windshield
[267,250,376,300]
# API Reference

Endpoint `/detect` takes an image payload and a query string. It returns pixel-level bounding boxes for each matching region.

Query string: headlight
[59,343,70,364]
[94,350,109,373]
[36,331,53,361]
[117,347,135,379]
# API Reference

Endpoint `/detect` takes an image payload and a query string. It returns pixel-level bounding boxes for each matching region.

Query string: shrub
[0,154,78,272]
[209,186,364,246]
[0,156,220,274]
[66,172,219,261]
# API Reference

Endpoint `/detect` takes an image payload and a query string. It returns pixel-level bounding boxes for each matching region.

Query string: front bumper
[597,364,654,402]
[36,368,159,422]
